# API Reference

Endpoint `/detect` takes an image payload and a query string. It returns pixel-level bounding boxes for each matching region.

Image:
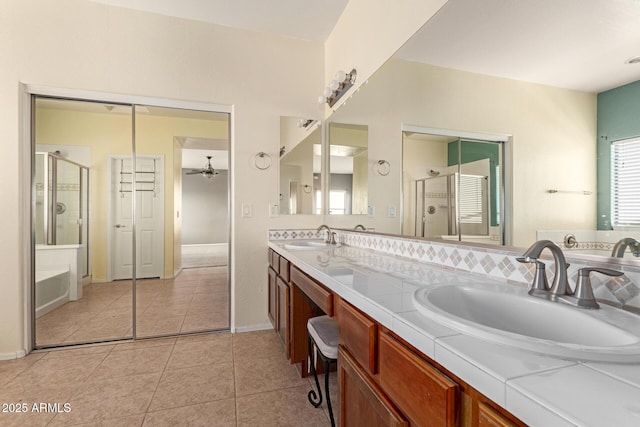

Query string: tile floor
[36,267,229,346]
[0,330,337,426]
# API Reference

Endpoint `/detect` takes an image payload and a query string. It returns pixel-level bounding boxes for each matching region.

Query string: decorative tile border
[270,229,640,311]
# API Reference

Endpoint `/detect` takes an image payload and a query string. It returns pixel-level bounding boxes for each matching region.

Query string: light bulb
[323,87,333,97]
[335,70,347,81]
[329,80,339,91]
[317,95,326,104]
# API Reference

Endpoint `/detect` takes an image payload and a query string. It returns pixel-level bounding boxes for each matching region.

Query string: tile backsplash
[269,228,640,313]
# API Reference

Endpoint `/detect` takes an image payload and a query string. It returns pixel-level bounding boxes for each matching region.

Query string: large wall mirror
[32,95,231,349]
[324,0,640,264]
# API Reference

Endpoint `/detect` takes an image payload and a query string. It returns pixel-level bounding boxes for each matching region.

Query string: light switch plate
[367,205,375,218]
[269,203,279,217]
[241,203,253,218]
[387,205,396,218]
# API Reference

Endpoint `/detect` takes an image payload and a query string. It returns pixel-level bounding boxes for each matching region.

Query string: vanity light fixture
[297,119,318,129]
[318,69,357,107]
[625,56,640,64]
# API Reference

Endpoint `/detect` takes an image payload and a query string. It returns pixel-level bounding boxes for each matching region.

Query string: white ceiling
[90,0,348,41]
[89,0,640,92]
[396,0,640,93]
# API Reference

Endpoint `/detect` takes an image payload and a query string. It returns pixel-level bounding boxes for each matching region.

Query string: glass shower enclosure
[35,152,90,277]
[415,172,489,239]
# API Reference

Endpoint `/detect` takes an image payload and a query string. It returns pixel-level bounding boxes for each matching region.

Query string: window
[458,174,486,224]
[611,137,640,226]
[329,190,347,215]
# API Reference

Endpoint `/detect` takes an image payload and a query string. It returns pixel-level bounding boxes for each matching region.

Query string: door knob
[115,224,125,228]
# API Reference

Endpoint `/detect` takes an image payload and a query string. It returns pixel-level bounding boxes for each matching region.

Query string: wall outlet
[241,203,253,218]
[387,205,396,218]
[367,205,375,218]
[269,203,279,217]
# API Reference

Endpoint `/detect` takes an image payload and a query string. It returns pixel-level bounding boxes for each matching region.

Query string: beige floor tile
[90,345,173,380]
[143,398,236,427]
[69,413,145,426]
[236,385,329,427]
[0,386,75,427]
[112,337,176,352]
[234,354,308,397]
[148,362,235,411]
[47,372,161,426]
[166,333,232,370]
[4,353,107,393]
[232,329,284,361]
[0,353,46,387]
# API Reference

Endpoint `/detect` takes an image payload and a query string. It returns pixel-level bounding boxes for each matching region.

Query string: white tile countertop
[269,239,640,427]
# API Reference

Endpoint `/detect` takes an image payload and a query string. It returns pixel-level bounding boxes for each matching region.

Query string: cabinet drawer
[379,331,458,427]
[279,256,290,282]
[337,299,377,375]
[290,266,333,315]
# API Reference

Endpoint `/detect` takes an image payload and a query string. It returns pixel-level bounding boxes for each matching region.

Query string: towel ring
[376,159,391,176]
[254,152,272,170]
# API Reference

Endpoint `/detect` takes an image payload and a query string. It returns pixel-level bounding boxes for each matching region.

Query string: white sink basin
[413,282,640,362]
[283,241,341,250]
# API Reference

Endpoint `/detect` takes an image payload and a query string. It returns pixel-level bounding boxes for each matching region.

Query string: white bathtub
[35,269,70,319]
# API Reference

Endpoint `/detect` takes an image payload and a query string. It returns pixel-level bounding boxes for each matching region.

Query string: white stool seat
[307,315,339,360]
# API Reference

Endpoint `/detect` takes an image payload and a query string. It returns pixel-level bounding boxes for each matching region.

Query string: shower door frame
[22,84,234,354]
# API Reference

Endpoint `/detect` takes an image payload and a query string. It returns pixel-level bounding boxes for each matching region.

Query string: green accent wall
[597,80,640,229]
[448,140,500,226]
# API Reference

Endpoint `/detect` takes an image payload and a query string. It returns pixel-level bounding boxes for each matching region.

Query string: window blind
[611,138,640,226]
[459,174,485,224]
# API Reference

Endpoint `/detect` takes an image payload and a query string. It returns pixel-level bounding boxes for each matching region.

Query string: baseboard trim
[233,323,272,334]
[0,349,27,360]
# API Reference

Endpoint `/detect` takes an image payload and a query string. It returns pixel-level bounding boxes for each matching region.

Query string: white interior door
[111,156,164,280]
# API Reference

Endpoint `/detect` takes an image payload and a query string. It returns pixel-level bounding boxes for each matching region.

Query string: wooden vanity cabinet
[268,248,526,427]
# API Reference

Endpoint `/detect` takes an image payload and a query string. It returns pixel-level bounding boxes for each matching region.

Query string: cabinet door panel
[268,267,277,328]
[339,346,408,427]
[277,276,290,358]
[379,331,458,427]
[337,299,377,375]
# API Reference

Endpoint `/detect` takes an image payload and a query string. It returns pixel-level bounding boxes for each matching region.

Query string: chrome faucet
[317,224,336,244]
[520,240,571,300]
[611,237,640,258]
[518,240,623,309]
[354,224,366,231]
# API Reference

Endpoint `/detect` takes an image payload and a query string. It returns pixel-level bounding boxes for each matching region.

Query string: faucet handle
[573,267,624,309]
[517,257,550,296]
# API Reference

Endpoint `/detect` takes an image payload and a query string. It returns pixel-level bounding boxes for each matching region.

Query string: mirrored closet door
[32,96,230,349]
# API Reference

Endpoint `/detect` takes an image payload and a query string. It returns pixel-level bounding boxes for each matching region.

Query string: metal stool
[307,315,339,427]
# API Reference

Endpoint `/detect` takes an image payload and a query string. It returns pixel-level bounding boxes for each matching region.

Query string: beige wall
[1,0,323,356]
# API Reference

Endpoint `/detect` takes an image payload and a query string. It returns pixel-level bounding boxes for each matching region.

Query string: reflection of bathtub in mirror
[35,244,83,318]
[36,269,69,318]
[537,230,640,259]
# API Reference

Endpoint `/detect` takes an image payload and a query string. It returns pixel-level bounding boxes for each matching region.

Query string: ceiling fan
[185,156,226,179]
